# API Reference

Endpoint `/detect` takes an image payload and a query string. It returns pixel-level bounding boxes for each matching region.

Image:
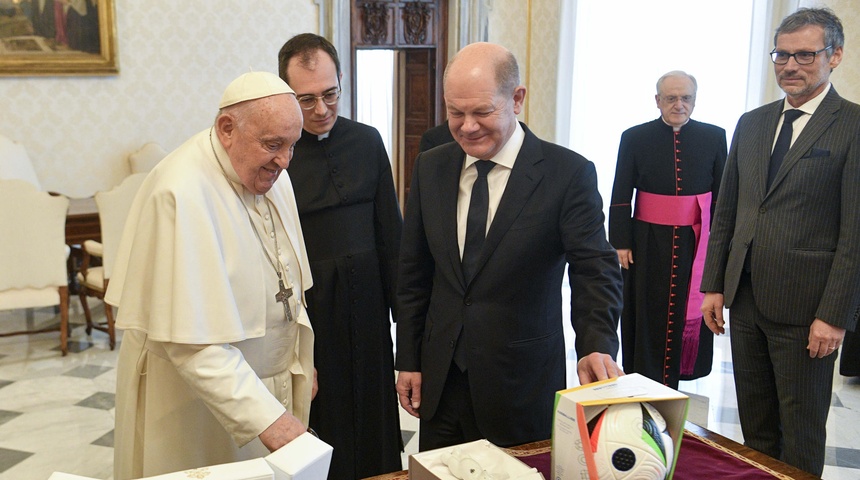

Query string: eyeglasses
[660,95,694,104]
[296,88,341,110]
[770,45,832,65]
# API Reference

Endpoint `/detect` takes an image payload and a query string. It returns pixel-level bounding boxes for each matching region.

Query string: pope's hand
[259,412,306,452]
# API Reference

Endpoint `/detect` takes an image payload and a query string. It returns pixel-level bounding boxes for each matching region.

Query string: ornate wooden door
[350,0,447,205]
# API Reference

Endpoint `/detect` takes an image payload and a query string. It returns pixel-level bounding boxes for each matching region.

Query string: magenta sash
[633,191,712,375]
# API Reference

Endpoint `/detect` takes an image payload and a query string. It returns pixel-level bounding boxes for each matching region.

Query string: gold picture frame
[0,0,118,76]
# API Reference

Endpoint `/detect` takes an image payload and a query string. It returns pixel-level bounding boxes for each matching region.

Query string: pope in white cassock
[106,72,316,479]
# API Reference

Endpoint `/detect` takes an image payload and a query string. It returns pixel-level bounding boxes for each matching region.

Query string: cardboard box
[138,458,273,480]
[551,373,689,480]
[265,432,333,480]
[409,439,544,480]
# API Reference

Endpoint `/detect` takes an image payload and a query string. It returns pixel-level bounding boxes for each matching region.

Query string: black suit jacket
[418,120,455,153]
[395,123,622,446]
[702,87,860,331]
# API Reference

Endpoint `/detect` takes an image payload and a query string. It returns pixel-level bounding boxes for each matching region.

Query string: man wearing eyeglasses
[277,34,403,480]
[700,7,860,475]
[609,71,727,390]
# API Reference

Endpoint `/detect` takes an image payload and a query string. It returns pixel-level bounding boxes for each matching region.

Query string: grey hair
[656,71,698,96]
[775,7,844,55]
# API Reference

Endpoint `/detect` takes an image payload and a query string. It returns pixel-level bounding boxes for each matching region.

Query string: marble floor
[1,299,859,479]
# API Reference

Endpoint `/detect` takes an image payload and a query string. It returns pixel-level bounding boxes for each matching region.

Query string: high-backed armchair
[0,179,70,355]
[76,173,147,349]
[0,133,42,189]
[128,142,167,174]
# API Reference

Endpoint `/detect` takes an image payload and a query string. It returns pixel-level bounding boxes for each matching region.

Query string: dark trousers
[730,273,835,476]
[418,365,482,451]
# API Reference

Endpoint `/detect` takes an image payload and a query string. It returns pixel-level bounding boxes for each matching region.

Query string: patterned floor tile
[0,447,33,474]
[0,411,21,429]
[76,392,115,411]
[91,430,113,449]
[64,365,113,379]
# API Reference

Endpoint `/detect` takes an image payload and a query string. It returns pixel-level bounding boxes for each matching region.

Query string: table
[66,196,100,245]
[364,421,819,480]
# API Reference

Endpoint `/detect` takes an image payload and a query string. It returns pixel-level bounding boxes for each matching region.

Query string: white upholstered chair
[0,179,70,355]
[76,173,146,349]
[0,134,42,189]
[128,142,167,174]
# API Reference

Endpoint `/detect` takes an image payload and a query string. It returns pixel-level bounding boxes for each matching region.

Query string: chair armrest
[83,239,103,257]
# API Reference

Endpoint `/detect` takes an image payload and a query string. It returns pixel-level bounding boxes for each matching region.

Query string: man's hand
[701,292,726,335]
[396,371,422,418]
[807,318,846,358]
[617,249,634,270]
[259,412,306,452]
[577,352,624,385]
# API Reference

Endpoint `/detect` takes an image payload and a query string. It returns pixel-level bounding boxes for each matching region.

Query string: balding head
[443,43,526,160]
[444,42,520,98]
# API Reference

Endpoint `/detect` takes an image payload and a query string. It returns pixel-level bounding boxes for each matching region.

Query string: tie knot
[475,160,496,177]
[783,109,804,124]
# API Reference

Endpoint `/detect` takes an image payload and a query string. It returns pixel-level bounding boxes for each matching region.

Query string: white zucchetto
[219,71,295,109]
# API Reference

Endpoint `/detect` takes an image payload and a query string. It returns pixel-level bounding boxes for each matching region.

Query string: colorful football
[588,402,674,480]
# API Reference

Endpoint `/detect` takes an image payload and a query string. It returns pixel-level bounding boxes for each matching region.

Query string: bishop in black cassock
[610,117,726,388]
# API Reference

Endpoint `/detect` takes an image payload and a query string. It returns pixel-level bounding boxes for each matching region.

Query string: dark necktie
[462,160,496,283]
[767,109,804,189]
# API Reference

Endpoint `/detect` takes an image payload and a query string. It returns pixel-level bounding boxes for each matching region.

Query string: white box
[409,439,544,480]
[265,432,333,480]
[137,458,274,480]
[551,373,689,480]
[48,474,99,480]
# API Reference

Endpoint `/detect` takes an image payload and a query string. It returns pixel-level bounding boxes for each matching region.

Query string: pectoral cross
[275,276,294,322]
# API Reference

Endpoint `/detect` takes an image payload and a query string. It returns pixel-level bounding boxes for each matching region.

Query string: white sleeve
[161,341,286,447]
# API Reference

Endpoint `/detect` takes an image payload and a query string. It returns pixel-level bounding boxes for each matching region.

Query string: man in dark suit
[419,120,454,153]
[395,42,623,451]
[700,7,860,476]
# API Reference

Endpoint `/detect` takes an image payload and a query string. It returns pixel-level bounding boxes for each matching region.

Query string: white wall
[0,0,319,198]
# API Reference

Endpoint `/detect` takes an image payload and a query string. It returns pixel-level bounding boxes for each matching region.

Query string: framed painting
[0,0,117,76]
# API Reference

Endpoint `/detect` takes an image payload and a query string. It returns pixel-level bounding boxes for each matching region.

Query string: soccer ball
[588,402,674,480]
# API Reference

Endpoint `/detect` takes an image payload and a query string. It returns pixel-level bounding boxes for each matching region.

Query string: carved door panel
[350,0,447,207]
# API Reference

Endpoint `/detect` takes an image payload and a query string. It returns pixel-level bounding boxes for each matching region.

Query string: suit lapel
[437,146,468,288]
[768,88,841,194]
[757,101,784,199]
[469,126,543,286]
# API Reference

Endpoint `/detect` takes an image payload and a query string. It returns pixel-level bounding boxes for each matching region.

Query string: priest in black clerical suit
[279,34,403,479]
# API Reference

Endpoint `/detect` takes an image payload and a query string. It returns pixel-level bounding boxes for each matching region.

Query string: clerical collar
[315,116,338,141]
[661,117,689,132]
[464,122,525,172]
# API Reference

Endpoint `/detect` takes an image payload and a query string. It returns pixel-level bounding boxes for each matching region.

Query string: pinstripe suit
[701,86,860,474]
